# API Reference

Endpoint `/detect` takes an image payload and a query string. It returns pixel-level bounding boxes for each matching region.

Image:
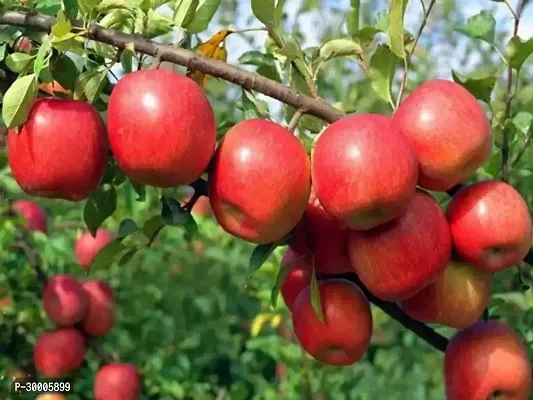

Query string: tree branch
[0,11,343,123]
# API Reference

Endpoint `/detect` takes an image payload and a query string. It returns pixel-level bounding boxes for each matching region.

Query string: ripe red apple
[446,180,532,272]
[34,328,86,378]
[94,363,141,400]
[208,118,311,244]
[81,280,116,336]
[392,79,492,191]
[11,199,48,234]
[107,69,216,187]
[292,279,373,365]
[312,113,418,231]
[445,320,531,400]
[401,260,492,329]
[74,229,115,270]
[289,186,352,275]
[43,274,88,326]
[348,189,451,302]
[7,99,108,201]
[10,36,32,52]
[280,247,313,310]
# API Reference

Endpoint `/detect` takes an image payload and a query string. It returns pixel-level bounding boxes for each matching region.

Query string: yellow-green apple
[74,229,114,270]
[401,260,492,329]
[392,79,492,191]
[34,328,86,378]
[11,199,48,234]
[208,119,311,244]
[348,189,451,301]
[81,280,116,336]
[312,114,418,231]
[94,363,141,400]
[289,186,352,275]
[107,69,216,187]
[446,180,532,272]
[280,247,313,310]
[43,275,88,326]
[7,98,108,201]
[291,279,373,365]
[445,320,531,400]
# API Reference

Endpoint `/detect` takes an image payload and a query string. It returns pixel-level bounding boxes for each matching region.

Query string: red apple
[291,279,373,366]
[74,229,115,270]
[182,191,212,217]
[81,280,116,336]
[446,180,532,272]
[312,113,418,231]
[11,36,32,52]
[289,186,352,275]
[401,260,492,329]
[34,328,86,378]
[107,69,216,187]
[7,98,108,201]
[280,247,313,310]
[11,199,48,234]
[348,189,451,301]
[445,320,531,400]
[208,118,311,244]
[94,363,141,400]
[43,275,88,326]
[392,79,492,191]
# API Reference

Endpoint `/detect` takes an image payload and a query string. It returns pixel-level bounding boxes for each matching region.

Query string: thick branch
[0,11,344,123]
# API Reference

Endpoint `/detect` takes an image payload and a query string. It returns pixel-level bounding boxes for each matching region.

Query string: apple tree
[1,0,533,399]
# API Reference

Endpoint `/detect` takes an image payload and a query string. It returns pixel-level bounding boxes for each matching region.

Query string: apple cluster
[5,64,533,398]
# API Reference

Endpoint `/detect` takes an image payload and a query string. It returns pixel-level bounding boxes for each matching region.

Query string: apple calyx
[487,391,504,400]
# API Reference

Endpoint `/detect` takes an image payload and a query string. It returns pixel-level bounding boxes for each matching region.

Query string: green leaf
[388,0,408,58]
[309,266,324,323]
[2,74,38,129]
[174,0,197,28]
[146,9,175,38]
[34,35,53,78]
[97,0,129,12]
[239,51,281,82]
[241,89,269,119]
[118,218,138,238]
[0,43,6,63]
[83,185,117,237]
[187,0,222,33]
[133,9,147,33]
[251,0,284,29]
[51,54,78,91]
[512,111,533,136]
[273,36,306,66]
[451,70,497,104]
[130,180,146,201]
[506,36,533,72]
[5,53,34,73]
[99,8,133,29]
[78,0,100,15]
[161,196,198,237]
[369,44,398,108]
[51,10,72,38]
[456,10,496,44]
[347,0,360,36]
[143,215,164,239]
[74,67,109,103]
[51,32,85,53]
[63,0,79,19]
[317,38,363,65]
[118,247,139,265]
[249,242,278,278]
[270,264,291,308]
[88,240,128,271]
[35,0,62,14]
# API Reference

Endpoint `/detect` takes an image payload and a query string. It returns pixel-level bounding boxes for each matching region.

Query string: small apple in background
[34,328,86,378]
[74,229,114,270]
[43,275,88,326]
[445,320,531,400]
[107,69,216,188]
[289,187,352,275]
[280,247,313,310]
[348,189,452,302]
[7,98,108,201]
[10,36,32,52]
[401,260,492,329]
[312,113,418,231]
[392,79,492,191]
[11,199,48,234]
[209,118,311,244]
[181,190,212,218]
[94,363,141,400]
[81,280,116,337]
[446,180,532,272]
[291,279,373,366]
[36,394,67,400]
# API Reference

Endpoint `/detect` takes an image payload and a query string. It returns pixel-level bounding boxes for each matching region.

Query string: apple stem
[150,52,162,70]
[287,109,305,133]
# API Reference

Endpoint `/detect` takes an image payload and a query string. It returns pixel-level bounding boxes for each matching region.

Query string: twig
[511,131,533,167]
[502,0,527,182]
[396,0,437,108]
[287,109,305,132]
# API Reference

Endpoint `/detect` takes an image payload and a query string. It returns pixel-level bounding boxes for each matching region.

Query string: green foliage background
[2,0,533,399]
